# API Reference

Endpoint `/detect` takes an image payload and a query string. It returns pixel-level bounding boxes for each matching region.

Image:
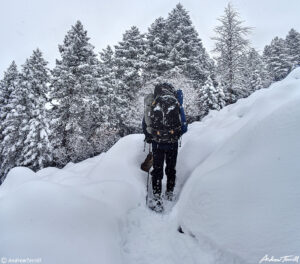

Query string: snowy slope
[0,136,146,264]
[176,68,300,263]
[1,68,300,264]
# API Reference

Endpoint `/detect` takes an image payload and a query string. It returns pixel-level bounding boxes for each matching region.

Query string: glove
[145,136,153,144]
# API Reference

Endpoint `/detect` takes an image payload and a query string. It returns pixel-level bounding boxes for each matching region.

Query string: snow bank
[1,167,37,189]
[0,181,121,264]
[177,68,300,263]
[0,135,147,264]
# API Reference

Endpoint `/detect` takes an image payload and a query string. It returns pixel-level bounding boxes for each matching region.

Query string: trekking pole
[146,170,150,206]
[145,143,152,206]
[143,140,146,152]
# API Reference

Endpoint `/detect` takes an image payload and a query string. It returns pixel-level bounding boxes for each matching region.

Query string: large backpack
[144,93,154,135]
[150,85,182,143]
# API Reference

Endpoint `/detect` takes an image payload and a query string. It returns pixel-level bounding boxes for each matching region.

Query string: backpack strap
[151,126,181,142]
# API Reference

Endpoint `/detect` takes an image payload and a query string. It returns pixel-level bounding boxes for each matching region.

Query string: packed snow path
[120,148,241,264]
[122,205,221,264]
[1,68,300,264]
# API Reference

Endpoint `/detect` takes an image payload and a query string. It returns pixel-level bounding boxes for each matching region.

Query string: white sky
[1,0,300,77]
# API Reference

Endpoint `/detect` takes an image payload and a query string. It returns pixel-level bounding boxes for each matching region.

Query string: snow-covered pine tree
[248,48,271,90]
[17,49,52,171]
[263,37,291,82]
[93,45,126,152]
[99,45,115,77]
[144,17,172,81]
[241,48,271,96]
[114,26,146,99]
[212,3,251,104]
[285,28,300,70]
[99,46,127,131]
[114,26,147,133]
[50,21,99,165]
[98,45,116,131]
[0,61,20,182]
[165,3,212,84]
[199,76,225,118]
[84,47,113,156]
[0,61,18,142]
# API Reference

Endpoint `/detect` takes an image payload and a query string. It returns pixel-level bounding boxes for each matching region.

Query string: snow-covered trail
[112,139,211,263]
[121,200,217,264]
[117,155,241,264]
[77,136,225,264]
[119,186,245,264]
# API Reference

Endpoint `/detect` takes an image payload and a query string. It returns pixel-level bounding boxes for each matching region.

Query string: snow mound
[0,181,121,264]
[176,68,300,263]
[0,167,37,191]
[0,135,147,264]
[286,66,300,80]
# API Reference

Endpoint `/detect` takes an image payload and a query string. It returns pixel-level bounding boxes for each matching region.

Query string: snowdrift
[0,136,147,264]
[1,68,300,264]
[176,68,300,263]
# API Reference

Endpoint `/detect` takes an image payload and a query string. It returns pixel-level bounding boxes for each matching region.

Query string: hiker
[142,82,187,212]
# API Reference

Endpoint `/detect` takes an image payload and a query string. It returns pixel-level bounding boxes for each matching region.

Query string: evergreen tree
[95,45,126,150]
[212,3,251,104]
[0,61,20,182]
[114,26,146,99]
[165,3,212,83]
[247,48,270,90]
[263,37,291,82]
[99,46,126,131]
[0,61,19,141]
[49,21,99,165]
[98,45,116,128]
[144,4,213,84]
[285,28,300,69]
[114,26,147,133]
[17,49,52,170]
[99,45,115,77]
[241,48,271,97]
[199,76,225,118]
[144,17,172,81]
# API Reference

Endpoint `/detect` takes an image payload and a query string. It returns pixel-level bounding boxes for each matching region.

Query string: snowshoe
[148,196,164,213]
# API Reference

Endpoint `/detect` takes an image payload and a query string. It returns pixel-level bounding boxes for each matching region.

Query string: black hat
[154,84,163,98]
[154,82,176,98]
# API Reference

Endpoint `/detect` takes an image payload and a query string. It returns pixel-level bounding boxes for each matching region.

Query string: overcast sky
[1,0,300,77]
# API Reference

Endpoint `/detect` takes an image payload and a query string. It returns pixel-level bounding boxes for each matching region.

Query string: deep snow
[1,68,300,264]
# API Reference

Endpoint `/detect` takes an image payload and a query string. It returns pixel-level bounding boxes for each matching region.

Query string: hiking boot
[164,191,174,201]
